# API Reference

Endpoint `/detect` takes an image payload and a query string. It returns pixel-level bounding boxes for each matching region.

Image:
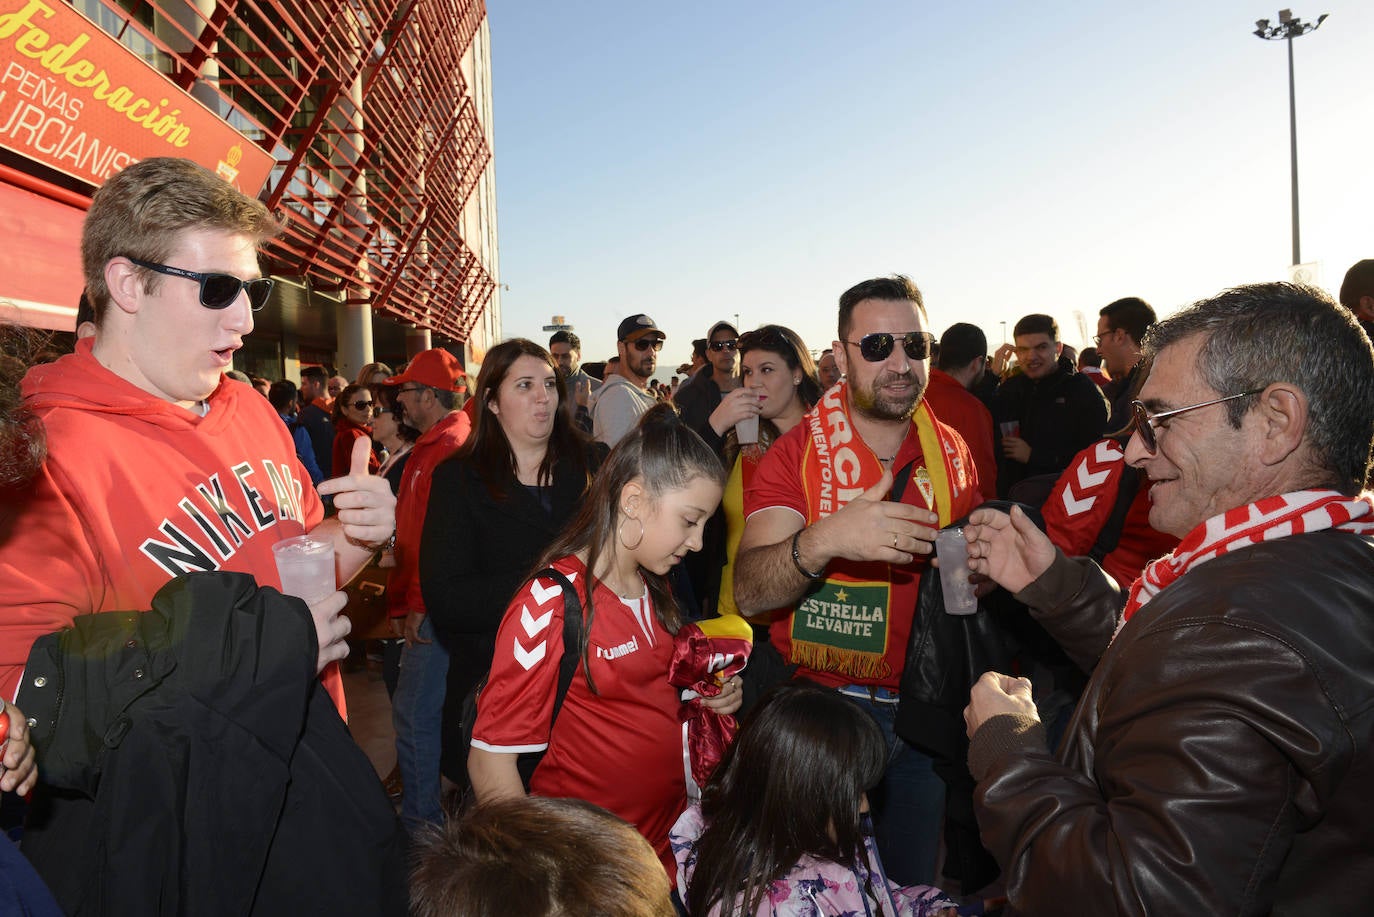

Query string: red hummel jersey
[1043,439,1179,590]
[472,555,687,876]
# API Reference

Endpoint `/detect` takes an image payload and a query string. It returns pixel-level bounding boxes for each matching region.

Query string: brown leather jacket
[968,530,1374,915]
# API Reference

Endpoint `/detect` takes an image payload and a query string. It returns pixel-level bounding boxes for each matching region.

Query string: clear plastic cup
[271,534,337,603]
[736,413,760,445]
[935,526,978,616]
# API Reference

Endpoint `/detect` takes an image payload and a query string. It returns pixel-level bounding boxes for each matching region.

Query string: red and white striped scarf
[1122,490,1374,624]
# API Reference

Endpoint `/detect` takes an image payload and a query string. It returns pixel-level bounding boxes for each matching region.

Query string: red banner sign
[0,0,275,194]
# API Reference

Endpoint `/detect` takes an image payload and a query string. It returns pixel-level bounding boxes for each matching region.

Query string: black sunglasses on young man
[128,257,275,312]
[708,338,738,352]
[629,336,665,352]
[841,331,935,363]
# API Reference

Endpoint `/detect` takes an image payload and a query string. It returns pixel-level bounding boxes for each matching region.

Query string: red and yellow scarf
[789,383,965,679]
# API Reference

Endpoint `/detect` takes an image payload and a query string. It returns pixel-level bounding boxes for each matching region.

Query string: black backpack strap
[892,462,914,503]
[530,567,584,728]
[1088,463,1140,563]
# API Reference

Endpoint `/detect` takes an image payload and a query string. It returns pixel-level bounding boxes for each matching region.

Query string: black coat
[17,573,406,917]
[420,448,599,779]
[992,362,1108,497]
[296,402,334,481]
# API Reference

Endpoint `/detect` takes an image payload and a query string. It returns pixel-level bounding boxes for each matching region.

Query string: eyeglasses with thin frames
[127,257,274,311]
[840,331,934,363]
[1130,389,1264,455]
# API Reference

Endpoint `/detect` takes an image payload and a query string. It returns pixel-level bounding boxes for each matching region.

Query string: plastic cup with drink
[271,534,337,603]
[935,526,978,616]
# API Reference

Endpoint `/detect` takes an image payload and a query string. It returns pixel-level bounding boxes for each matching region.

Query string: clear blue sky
[485,1,1371,373]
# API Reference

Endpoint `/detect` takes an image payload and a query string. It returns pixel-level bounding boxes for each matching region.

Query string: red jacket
[331,417,379,478]
[923,369,997,500]
[388,410,470,617]
[1,339,330,703]
[1042,439,1178,589]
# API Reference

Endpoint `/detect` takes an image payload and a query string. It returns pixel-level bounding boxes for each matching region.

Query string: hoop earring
[618,516,644,550]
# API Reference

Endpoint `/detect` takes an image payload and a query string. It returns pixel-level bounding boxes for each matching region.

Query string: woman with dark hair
[467,403,743,875]
[373,384,419,496]
[331,382,380,477]
[673,683,956,916]
[716,325,822,618]
[420,339,601,784]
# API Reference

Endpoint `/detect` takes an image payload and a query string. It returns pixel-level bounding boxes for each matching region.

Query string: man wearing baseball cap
[593,314,664,447]
[384,348,471,835]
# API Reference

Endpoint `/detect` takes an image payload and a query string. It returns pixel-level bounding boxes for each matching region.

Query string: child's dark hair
[534,402,724,692]
[686,682,888,916]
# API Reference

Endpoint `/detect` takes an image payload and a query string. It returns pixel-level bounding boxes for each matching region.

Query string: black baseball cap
[617,314,664,342]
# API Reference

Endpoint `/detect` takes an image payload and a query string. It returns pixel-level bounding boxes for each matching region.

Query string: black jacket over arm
[17,572,406,917]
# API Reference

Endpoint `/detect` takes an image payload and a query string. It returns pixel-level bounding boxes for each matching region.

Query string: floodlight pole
[1253,10,1327,267]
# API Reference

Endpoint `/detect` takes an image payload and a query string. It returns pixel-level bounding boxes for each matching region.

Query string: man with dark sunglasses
[675,319,759,448]
[990,313,1108,502]
[961,283,1374,914]
[1,157,393,682]
[592,313,665,447]
[733,275,983,887]
[0,157,402,904]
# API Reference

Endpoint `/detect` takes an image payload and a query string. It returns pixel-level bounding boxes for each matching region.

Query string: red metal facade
[77,0,494,341]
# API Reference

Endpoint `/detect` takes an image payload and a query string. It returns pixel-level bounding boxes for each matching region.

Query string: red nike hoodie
[0,340,342,710]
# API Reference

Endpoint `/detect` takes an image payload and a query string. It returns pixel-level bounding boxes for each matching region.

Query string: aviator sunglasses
[841,331,935,363]
[1130,389,1263,455]
[708,338,739,352]
[128,257,275,311]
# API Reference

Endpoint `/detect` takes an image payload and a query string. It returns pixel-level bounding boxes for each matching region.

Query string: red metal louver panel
[76,0,493,341]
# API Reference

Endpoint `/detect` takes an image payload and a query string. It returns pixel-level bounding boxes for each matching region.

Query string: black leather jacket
[968,530,1374,915]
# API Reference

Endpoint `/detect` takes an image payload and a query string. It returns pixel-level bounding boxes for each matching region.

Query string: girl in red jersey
[469,403,743,876]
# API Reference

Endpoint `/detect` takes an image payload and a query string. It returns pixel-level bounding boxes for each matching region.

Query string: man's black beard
[849,371,925,422]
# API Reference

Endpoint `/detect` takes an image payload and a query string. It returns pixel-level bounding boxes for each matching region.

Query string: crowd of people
[0,155,1370,917]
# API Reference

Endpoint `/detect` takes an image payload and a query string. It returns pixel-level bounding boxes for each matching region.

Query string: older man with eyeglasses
[961,283,1374,914]
[592,313,666,447]
[382,348,471,836]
